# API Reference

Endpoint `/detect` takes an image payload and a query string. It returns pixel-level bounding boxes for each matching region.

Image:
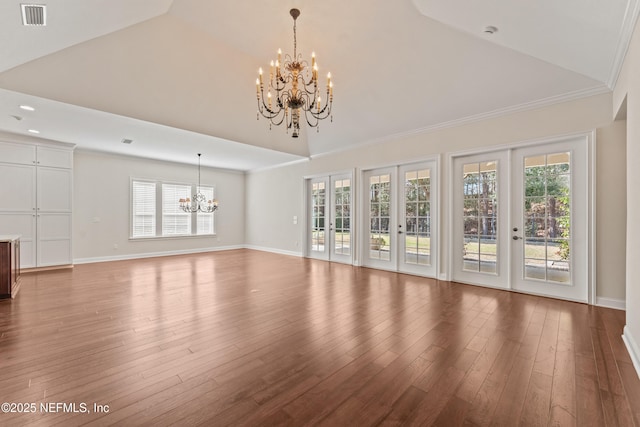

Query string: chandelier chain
[293,15,297,58]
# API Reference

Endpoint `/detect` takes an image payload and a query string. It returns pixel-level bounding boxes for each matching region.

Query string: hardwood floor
[0,249,638,426]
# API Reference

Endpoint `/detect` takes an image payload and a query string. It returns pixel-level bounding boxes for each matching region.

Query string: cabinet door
[0,141,36,165]
[37,167,72,212]
[37,146,73,169]
[0,164,36,212]
[37,213,72,266]
[0,214,36,268]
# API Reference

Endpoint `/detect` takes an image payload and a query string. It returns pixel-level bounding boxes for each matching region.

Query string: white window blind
[197,186,214,235]
[131,179,216,239]
[132,181,156,237]
[162,184,192,236]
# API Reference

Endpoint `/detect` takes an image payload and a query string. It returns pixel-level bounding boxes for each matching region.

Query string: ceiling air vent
[21,4,46,26]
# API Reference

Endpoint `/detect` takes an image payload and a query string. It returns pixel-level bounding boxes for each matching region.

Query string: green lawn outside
[465,240,566,261]
[328,232,565,261]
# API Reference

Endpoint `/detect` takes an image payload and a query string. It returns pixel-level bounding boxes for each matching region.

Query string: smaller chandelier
[255,8,333,138]
[178,153,219,213]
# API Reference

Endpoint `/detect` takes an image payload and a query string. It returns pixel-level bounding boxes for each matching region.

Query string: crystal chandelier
[255,8,333,138]
[178,153,218,213]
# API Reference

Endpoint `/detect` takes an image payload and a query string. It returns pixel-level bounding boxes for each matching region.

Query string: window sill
[129,234,217,242]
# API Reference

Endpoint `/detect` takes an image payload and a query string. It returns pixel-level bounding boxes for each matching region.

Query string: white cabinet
[37,167,73,212]
[0,164,36,212]
[0,140,74,268]
[0,141,36,165]
[36,146,73,169]
[37,213,72,267]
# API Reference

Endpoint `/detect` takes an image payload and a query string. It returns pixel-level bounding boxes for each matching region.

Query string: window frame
[130,178,217,240]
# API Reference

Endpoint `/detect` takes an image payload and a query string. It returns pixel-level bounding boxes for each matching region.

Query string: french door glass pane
[404,169,431,265]
[523,152,570,283]
[462,161,498,274]
[334,179,351,255]
[311,182,326,252]
[369,174,390,260]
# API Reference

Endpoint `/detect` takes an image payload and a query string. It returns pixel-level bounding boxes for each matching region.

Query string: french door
[511,140,588,301]
[452,152,509,288]
[307,173,353,264]
[362,161,438,277]
[451,137,590,302]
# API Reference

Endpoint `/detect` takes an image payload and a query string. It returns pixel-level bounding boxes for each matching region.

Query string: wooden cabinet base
[0,236,21,299]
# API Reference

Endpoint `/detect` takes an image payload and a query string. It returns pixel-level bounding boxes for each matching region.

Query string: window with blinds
[132,181,156,237]
[162,184,192,235]
[131,180,216,238]
[196,186,214,235]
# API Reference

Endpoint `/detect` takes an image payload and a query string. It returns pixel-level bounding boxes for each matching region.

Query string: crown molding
[608,0,640,89]
[247,156,310,174]
[309,84,610,162]
[392,85,610,136]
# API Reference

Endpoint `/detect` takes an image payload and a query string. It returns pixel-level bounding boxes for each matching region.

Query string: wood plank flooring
[0,249,638,426]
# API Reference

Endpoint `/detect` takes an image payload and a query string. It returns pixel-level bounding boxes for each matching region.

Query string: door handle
[512,236,522,240]
[398,231,403,234]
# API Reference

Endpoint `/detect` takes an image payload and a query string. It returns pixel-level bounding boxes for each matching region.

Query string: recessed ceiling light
[484,26,498,34]
[20,105,35,111]
[28,129,40,134]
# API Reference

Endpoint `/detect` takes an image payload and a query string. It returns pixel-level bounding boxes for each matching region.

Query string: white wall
[247,92,627,303]
[596,121,627,302]
[73,150,245,262]
[245,161,307,255]
[613,15,640,375]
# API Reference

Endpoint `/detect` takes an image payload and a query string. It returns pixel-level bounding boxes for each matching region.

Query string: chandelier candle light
[178,153,219,213]
[255,8,333,138]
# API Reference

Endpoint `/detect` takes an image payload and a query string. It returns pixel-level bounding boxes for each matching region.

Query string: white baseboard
[595,297,626,310]
[623,326,640,380]
[74,244,304,265]
[243,245,303,258]
[73,245,245,265]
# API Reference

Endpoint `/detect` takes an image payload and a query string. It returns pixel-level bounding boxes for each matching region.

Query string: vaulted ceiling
[0,0,636,170]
